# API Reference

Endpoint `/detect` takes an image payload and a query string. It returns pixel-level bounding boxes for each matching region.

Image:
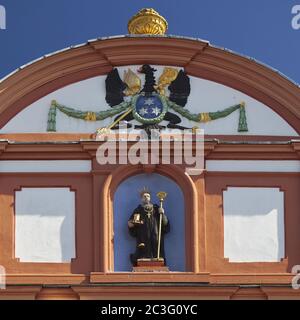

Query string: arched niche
[100,164,200,273]
[113,173,185,271]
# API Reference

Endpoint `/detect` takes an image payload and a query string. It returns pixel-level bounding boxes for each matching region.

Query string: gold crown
[139,186,151,197]
[128,8,168,35]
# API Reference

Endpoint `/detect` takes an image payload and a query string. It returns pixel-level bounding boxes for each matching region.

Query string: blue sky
[0,0,299,83]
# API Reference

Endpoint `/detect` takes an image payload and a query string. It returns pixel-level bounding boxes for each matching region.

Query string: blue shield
[132,94,167,124]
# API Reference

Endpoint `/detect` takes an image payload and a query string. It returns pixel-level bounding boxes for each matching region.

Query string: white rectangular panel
[223,187,284,262]
[206,160,300,172]
[15,188,76,263]
[0,160,91,172]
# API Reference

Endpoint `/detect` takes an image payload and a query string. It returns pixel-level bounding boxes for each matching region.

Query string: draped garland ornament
[47,97,248,133]
[47,100,130,132]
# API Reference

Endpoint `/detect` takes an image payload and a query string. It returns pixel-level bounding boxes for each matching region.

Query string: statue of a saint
[128,188,170,266]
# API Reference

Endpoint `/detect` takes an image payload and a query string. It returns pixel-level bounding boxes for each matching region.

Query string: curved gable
[0,36,299,136]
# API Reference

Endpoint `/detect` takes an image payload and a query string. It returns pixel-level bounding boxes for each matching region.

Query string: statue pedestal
[132,259,169,272]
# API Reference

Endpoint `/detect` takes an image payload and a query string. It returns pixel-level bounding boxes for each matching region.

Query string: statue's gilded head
[140,187,151,204]
[141,192,151,205]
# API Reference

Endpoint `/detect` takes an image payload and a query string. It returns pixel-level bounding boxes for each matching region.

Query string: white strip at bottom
[206,160,300,172]
[0,160,91,172]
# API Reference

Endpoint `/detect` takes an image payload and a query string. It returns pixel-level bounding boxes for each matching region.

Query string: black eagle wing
[105,69,127,107]
[168,70,191,107]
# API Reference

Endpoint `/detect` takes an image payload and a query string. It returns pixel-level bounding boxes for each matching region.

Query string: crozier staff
[128,188,170,265]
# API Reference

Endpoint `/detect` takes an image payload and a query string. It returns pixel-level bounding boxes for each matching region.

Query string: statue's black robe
[128,204,170,265]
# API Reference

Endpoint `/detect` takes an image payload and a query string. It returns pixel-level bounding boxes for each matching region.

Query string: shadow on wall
[113,173,185,272]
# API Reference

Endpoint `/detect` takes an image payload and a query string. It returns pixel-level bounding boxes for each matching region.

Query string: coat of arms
[47,64,248,135]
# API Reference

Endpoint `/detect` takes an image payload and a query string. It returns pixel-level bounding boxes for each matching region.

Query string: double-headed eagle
[105,64,191,130]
